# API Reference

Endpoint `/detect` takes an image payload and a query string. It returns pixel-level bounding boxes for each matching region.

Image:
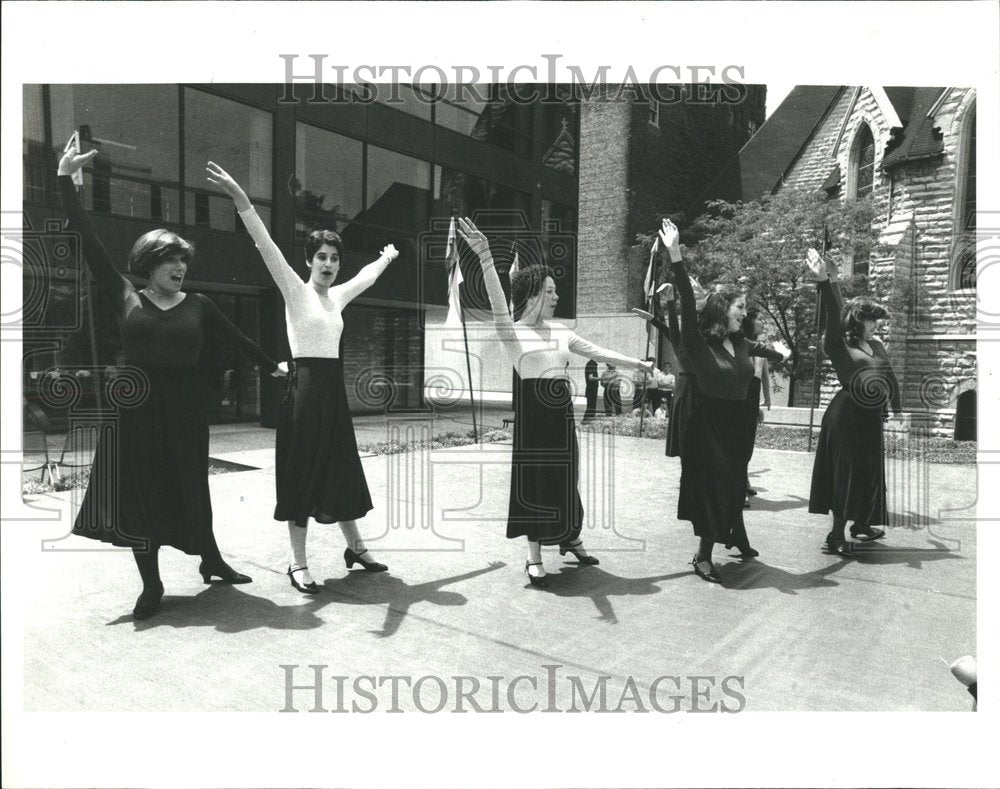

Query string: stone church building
[728,86,978,438]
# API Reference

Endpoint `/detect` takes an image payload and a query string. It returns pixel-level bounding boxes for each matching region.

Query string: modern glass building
[22,83,580,428]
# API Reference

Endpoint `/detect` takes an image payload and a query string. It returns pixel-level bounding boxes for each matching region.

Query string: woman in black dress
[457,218,653,586]
[58,143,285,620]
[650,219,772,582]
[805,248,902,554]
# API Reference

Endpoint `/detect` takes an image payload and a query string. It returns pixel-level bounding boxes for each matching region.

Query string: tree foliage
[636,188,881,402]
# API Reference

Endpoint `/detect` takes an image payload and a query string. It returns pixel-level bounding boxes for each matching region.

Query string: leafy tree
[636,188,881,405]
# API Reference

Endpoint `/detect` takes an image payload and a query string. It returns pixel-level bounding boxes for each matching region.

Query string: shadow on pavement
[107,584,326,632]
[850,540,964,569]
[745,494,810,513]
[317,561,508,638]
[537,565,689,624]
[718,557,850,595]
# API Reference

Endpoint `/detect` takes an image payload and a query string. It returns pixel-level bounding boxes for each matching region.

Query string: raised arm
[198,294,281,374]
[334,244,398,306]
[661,220,709,362]
[57,146,132,313]
[207,162,301,299]
[456,218,516,342]
[806,248,851,365]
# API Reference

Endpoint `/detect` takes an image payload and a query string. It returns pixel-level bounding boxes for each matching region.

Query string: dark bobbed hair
[842,296,888,344]
[698,284,744,342]
[128,229,194,277]
[741,307,762,340]
[305,229,346,264]
[511,264,554,321]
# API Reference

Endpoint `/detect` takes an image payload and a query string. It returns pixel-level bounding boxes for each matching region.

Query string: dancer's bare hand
[805,248,828,280]
[380,244,399,263]
[631,308,654,322]
[457,218,491,260]
[57,140,98,177]
[206,162,253,213]
[658,218,682,262]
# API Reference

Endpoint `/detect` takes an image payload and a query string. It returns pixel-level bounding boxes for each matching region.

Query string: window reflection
[49,85,180,220]
[365,145,431,233]
[184,88,272,231]
[294,122,364,242]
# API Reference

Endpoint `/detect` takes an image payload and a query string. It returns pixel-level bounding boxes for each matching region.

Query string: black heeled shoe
[287,565,320,594]
[344,548,388,572]
[690,555,721,583]
[133,583,164,620]
[824,533,855,557]
[732,544,759,559]
[199,559,252,584]
[559,539,600,565]
[850,525,886,542]
[525,561,549,587]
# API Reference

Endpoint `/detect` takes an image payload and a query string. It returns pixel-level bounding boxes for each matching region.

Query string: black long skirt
[677,394,748,544]
[275,358,373,525]
[72,366,212,554]
[809,388,887,526]
[665,372,699,458]
[744,377,762,464]
[506,376,583,545]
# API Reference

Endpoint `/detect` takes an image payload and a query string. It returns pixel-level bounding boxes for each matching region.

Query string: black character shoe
[525,561,549,587]
[558,539,600,565]
[344,548,388,572]
[287,565,320,594]
[199,559,252,584]
[690,555,721,583]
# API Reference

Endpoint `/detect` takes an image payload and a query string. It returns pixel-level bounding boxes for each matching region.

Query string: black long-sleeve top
[659,258,783,400]
[59,176,277,372]
[818,279,902,413]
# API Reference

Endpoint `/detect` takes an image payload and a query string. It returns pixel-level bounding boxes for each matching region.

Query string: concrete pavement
[19,412,976,712]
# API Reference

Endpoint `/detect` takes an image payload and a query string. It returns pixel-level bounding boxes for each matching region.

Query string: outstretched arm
[207,162,301,300]
[199,294,281,374]
[57,145,132,313]
[567,333,652,372]
[457,218,516,343]
[335,244,398,306]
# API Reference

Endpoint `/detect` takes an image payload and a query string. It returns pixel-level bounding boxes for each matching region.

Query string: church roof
[881,86,947,169]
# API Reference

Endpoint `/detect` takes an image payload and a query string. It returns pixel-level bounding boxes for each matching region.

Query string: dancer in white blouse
[209,162,398,592]
[457,218,654,586]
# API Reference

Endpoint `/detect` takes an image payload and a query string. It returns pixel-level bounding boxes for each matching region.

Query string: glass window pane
[294,122,364,240]
[433,165,489,218]
[372,83,433,120]
[184,88,272,231]
[365,145,431,233]
[436,84,490,136]
[49,85,180,217]
[23,85,47,202]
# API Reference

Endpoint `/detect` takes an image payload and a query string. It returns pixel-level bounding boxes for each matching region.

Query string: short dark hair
[698,284,743,342]
[510,265,554,321]
[128,229,194,277]
[842,296,888,344]
[305,229,345,263]
[741,307,761,340]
